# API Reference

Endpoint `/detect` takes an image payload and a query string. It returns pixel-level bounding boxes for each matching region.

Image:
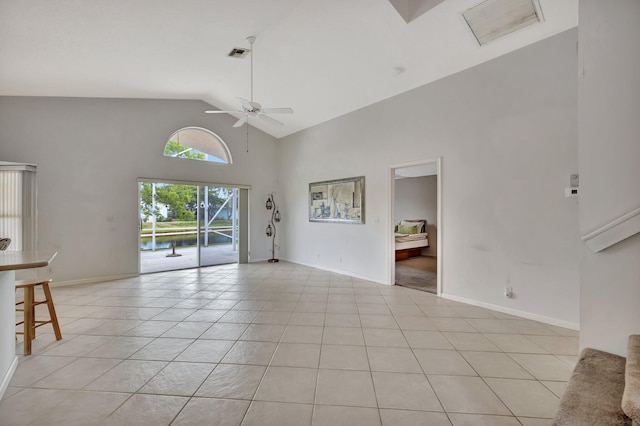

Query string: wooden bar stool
[15,278,62,355]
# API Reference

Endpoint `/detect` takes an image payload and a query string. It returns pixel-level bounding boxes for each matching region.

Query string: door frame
[388,157,443,295]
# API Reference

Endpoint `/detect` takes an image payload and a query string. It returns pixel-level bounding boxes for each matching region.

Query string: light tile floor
[1,261,579,425]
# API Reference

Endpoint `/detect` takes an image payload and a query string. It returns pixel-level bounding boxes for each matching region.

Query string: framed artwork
[309,176,365,224]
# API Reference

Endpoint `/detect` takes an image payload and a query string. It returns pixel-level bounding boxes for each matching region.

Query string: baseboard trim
[51,273,139,288]
[281,258,387,285]
[440,293,580,330]
[42,261,579,331]
[0,356,18,401]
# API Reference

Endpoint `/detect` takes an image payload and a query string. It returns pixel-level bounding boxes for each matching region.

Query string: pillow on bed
[401,220,425,233]
[397,223,419,234]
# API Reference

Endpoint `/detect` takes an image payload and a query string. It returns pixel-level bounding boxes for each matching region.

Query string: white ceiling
[0,0,577,139]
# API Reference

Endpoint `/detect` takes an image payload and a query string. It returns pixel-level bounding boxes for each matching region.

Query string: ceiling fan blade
[258,114,284,127]
[232,115,248,128]
[237,97,253,110]
[205,110,242,114]
[260,107,293,114]
[237,97,261,111]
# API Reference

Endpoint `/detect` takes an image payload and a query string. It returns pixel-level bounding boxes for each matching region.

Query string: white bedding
[395,220,429,252]
[396,238,430,250]
[395,232,429,250]
[395,232,428,243]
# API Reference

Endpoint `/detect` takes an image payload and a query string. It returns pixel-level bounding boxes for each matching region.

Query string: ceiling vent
[463,0,543,46]
[228,47,250,58]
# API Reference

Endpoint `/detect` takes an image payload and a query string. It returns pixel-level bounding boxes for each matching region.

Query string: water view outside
[139,182,239,273]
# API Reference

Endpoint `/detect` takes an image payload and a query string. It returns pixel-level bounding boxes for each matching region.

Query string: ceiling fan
[205,36,293,128]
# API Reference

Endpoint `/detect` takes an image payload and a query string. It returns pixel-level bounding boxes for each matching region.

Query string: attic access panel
[463,0,543,46]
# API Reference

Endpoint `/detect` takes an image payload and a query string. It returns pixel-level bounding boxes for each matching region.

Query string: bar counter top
[0,251,57,271]
[0,250,57,399]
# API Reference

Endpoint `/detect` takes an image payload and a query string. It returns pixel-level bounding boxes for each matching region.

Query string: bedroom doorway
[389,158,442,295]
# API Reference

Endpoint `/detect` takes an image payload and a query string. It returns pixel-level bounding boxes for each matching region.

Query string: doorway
[389,159,442,295]
[138,180,244,274]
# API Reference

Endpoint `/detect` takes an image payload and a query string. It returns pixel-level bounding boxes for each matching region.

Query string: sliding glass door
[139,181,239,273]
[198,186,239,267]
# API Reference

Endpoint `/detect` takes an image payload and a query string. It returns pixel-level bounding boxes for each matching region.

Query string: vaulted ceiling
[0,0,577,138]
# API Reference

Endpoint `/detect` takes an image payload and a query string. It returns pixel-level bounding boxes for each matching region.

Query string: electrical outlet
[504,287,513,298]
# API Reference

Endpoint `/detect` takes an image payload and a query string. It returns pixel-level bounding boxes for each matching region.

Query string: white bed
[395,220,429,260]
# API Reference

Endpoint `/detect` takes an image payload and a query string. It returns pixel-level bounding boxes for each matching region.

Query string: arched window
[164,127,232,164]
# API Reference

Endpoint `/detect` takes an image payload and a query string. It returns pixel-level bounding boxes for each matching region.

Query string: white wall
[394,175,437,256]
[578,0,640,355]
[0,97,280,283]
[280,30,580,327]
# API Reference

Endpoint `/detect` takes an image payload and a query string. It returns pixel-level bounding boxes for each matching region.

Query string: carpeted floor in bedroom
[395,256,437,294]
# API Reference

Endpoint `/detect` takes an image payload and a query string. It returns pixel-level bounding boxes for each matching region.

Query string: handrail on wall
[582,206,640,252]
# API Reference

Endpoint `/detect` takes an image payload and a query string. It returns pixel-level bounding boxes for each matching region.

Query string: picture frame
[309,176,365,224]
